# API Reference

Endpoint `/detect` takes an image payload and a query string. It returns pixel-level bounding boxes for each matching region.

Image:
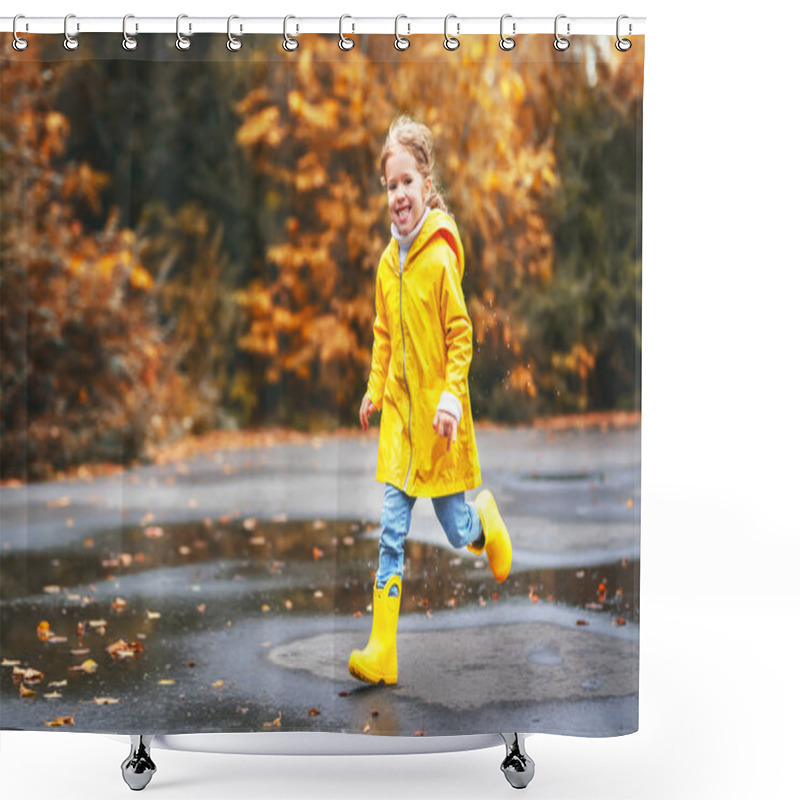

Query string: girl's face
[384,148,431,237]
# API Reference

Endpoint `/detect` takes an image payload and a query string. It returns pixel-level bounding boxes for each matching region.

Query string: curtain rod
[1,16,646,37]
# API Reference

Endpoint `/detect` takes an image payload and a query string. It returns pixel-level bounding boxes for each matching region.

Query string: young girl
[349,116,513,686]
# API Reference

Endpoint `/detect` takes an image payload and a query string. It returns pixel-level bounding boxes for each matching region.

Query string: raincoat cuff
[436,391,462,426]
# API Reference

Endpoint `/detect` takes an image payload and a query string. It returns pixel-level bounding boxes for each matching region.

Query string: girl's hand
[360,393,377,430]
[433,410,458,451]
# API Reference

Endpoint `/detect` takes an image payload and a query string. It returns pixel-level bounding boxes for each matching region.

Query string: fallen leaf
[70,659,99,674]
[576,619,589,627]
[197,604,206,613]
[13,667,44,685]
[243,517,258,531]
[146,610,161,620]
[158,679,176,686]
[48,680,67,688]
[212,680,225,689]
[47,496,71,509]
[615,617,627,627]
[20,684,36,698]
[44,716,74,726]
[529,588,540,603]
[112,597,128,613]
[263,712,282,728]
[363,724,371,732]
[414,729,425,737]
[312,547,325,560]
[1,658,21,667]
[597,582,607,603]
[44,692,63,700]
[144,526,164,539]
[37,621,52,641]
[106,640,143,660]
[352,611,362,618]
[83,538,94,549]
[179,546,192,555]
[93,696,121,705]
[342,536,355,546]
[308,708,321,716]
[626,497,634,508]
[284,600,293,611]
[43,585,61,594]
[313,590,323,599]
[338,691,351,697]
[445,598,458,608]
[47,636,68,644]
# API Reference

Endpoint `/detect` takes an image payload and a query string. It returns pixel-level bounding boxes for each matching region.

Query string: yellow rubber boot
[468,490,512,583]
[348,575,401,685]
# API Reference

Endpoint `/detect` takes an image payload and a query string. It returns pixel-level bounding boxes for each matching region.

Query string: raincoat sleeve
[438,249,473,402]
[366,269,391,411]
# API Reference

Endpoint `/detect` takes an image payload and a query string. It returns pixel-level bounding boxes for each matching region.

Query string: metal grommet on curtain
[122,14,138,51]
[394,15,410,51]
[554,14,570,51]
[227,15,242,51]
[499,14,515,51]
[339,15,355,51]
[12,15,28,51]
[176,14,191,50]
[443,14,460,51]
[616,15,632,51]
[283,15,299,51]
[64,14,79,50]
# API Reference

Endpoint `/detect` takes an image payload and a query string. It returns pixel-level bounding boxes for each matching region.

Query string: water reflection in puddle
[1,517,638,724]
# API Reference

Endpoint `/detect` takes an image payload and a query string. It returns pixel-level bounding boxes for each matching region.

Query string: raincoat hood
[385,208,465,280]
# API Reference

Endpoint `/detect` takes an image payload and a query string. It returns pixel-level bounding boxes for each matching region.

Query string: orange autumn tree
[0,51,174,479]
[233,35,557,424]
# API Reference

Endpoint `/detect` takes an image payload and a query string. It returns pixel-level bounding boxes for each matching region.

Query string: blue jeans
[376,484,483,588]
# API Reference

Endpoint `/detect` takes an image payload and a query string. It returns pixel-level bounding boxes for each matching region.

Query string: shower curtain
[0,29,643,739]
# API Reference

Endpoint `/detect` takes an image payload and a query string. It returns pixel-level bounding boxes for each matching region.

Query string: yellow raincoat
[367,209,481,497]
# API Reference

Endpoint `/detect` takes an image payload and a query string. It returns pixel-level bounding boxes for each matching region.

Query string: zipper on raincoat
[399,264,413,492]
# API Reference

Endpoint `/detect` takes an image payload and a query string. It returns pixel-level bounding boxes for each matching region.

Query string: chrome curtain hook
[394,15,410,51]
[283,15,299,51]
[444,14,460,51]
[227,15,242,51]
[499,14,515,51]
[12,14,28,51]
[554,14,570,51]
[64,13,79,50]
[122,14,138,51]
[176,14,191,50]
[339,15,355,51]
[616,14,632,51]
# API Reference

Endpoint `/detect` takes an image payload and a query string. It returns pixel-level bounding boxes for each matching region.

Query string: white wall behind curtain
[1,1,797,799]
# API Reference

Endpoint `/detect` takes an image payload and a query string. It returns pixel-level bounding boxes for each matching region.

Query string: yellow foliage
[130,264,154,291]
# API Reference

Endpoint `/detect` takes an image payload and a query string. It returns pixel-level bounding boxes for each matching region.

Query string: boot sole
[348,661,397,685]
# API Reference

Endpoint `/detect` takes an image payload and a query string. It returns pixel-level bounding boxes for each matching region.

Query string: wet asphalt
[0,426,640,737]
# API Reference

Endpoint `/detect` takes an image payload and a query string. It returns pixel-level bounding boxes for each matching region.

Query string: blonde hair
[380,115,449,215]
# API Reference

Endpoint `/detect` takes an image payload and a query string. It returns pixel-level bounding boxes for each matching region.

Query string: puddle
[524,470,607,482]
[1,518,638,722]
